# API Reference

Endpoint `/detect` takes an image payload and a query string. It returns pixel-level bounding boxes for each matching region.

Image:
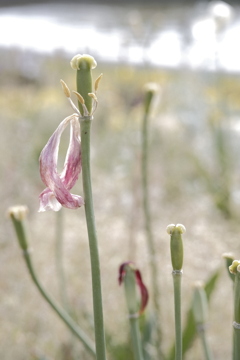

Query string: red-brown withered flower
[39,113,84,212]
[119,261,149,315]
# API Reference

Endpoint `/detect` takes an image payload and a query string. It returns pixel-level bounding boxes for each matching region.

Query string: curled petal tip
[39,114,83,212]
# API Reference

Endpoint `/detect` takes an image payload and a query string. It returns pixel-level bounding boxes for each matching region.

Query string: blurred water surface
[1,1,240,71]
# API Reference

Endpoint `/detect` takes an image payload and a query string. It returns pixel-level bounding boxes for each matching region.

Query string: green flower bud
[192,282,209,326]
[143,82,160,115]
[166,224,186,271]
[222,253,235,282]
[70,54,97,116]
[229,260,240,275]
[8,205,29,251]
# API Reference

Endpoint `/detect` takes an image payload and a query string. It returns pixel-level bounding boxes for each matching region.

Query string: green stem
[198,328,213,360]
[141,109,162,357]
[172,271,182,360]
[22,249,95,356]
[233,327,240,360]
[233,270,240,360]
[80,116,106,360]
[55,209,68,309]
[129,317,144,360]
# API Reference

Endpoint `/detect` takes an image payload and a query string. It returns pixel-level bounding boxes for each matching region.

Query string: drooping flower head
[39,113,83,212]
[38,54,102,212]
[119,261,149,315]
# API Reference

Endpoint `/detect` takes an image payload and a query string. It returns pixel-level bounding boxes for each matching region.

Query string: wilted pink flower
[39,113,84,212]
[119,261,149,314]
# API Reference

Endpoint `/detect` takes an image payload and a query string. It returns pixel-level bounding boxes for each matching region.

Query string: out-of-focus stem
[198,327,213,360]
[141,85,163,357]
[8,206,95,356]
[55,209,68,309]
[129,317,145,360]
[233,268,240,360]
[172,271,182,360]
[23,249,96,356]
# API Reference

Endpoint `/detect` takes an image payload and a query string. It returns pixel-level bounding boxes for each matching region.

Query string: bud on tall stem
[167,224,186,360]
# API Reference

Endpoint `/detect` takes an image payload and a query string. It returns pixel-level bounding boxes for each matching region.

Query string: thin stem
[198,328,213,360]
[55,209,68,309]
[233,270,240,360]
[141,111,163,357]
[22,249,95,356]
[172,272,182,360]
[129,317,144,360]
[80,116,106,360]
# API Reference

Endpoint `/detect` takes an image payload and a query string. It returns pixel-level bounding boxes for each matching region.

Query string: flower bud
[8,205,29,251]
[167,224,186,271]
[70,54,97,116]
[222,253,235,282]
[192,282,209,326]
[229,260,240,275]
[143,82,160,115]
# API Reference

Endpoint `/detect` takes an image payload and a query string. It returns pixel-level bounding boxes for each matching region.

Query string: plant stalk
[55,209,68,309]
[129,317,145,360]
[22,249,96,356]
[80,116,106,360]
[141,97,162,357]
[172,271,182,360]
[198,328,213,360]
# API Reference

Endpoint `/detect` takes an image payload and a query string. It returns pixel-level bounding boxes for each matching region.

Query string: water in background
[1,1,240,72]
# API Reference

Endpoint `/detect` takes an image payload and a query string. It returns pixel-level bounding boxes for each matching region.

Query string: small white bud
[166,224,176,235]
[70,54,97,70]
[176,224,186,234]
[7,205,28,221]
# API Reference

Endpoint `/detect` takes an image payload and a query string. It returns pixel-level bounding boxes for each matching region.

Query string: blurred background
[1,0,240,359]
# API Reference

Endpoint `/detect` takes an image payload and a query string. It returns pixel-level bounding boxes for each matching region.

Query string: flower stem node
[167,224,186,271]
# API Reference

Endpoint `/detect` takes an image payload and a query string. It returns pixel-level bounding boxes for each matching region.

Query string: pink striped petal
[39,114,83,212]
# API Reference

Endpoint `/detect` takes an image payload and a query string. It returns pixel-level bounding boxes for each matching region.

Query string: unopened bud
[70,54,97,71]
[167,224,186,271]
[222,253,235,282]
[229,260,240,275]
[8,205,29,251]
[192,282,209,326]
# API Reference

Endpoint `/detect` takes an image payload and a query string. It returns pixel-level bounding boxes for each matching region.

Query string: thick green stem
[233,327,240,360]
[172,272,182,360]
[129,317,145,360]
[80,117,106,360]
[141,105,162,357]
[23,249,95,356]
